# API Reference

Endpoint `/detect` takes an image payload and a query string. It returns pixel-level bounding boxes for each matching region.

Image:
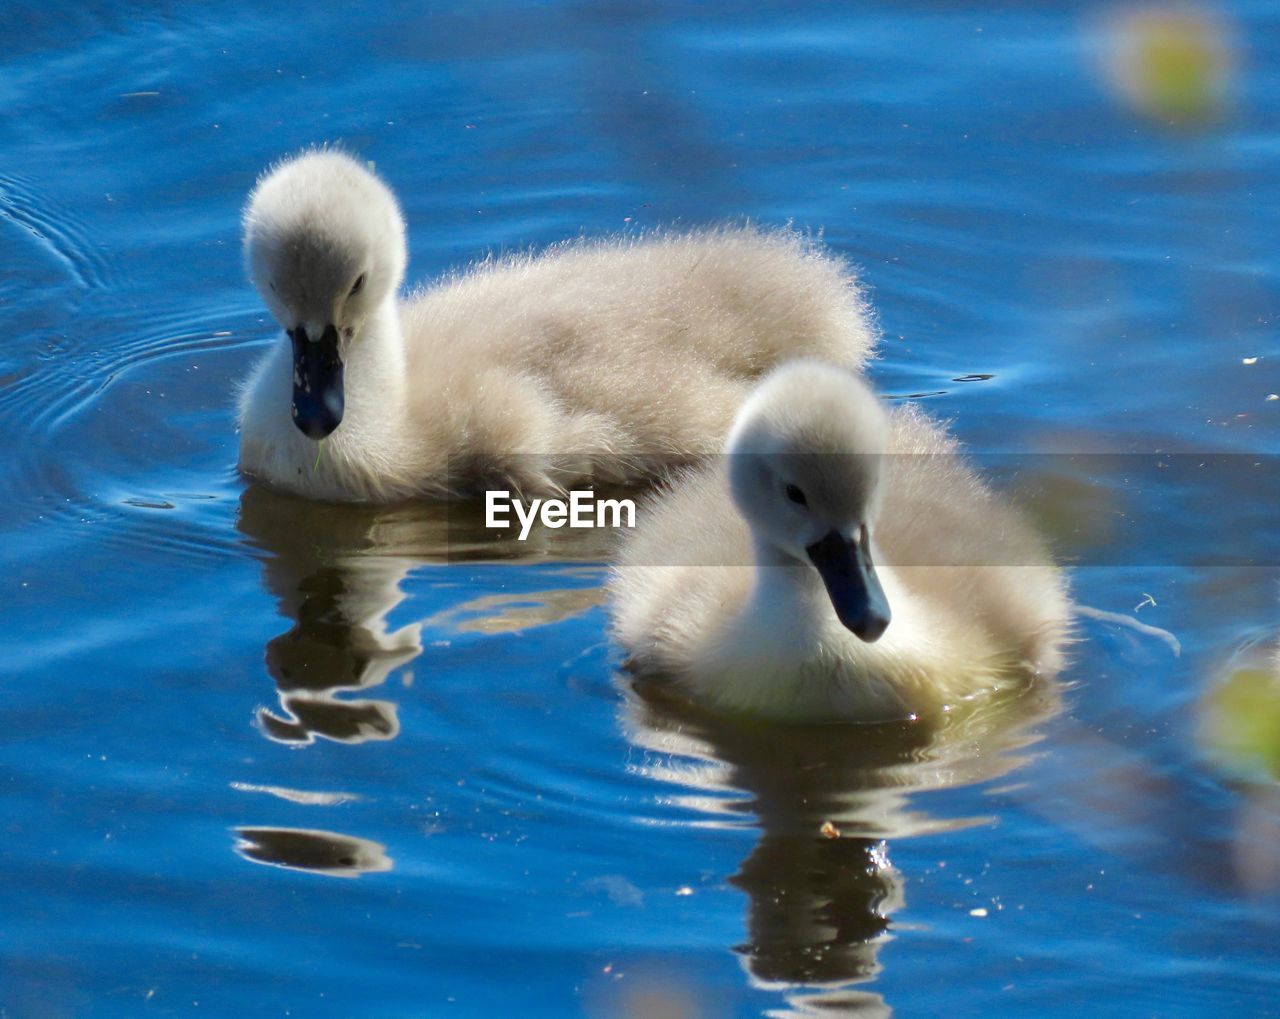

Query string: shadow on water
[621,676,1063,1015]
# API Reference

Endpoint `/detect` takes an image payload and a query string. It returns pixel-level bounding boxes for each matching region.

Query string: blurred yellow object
[1201,667,1280,784]
[1201,661,1280,894]
[1101,5,1233,124]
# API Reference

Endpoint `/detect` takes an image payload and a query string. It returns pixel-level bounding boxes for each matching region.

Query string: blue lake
[2,1,1279,1015]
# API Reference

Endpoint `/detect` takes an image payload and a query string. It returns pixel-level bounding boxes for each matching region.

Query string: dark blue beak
[289,324,344,440]
[806,527,891,642]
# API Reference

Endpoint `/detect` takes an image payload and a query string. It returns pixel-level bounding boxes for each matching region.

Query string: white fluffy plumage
[609,361,1071,722]
[237,150,877,501]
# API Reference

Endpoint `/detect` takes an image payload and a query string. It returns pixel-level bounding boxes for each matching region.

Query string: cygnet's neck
[339,298,408,436]
[739,536,836,654]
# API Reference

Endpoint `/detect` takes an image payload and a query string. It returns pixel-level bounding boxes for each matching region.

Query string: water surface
[2,2,1279,1015]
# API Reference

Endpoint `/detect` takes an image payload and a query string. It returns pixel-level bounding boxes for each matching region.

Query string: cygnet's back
[398,228,876,487]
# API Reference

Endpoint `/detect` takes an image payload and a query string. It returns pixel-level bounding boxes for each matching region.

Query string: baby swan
[238,151,876,502]
[610,362,1070,722]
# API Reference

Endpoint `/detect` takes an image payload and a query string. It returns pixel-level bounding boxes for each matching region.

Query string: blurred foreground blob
[582,964,712,1019]
[1099,4,1235,125]
[1202,666,1280,784]
[1200,661,1280,895]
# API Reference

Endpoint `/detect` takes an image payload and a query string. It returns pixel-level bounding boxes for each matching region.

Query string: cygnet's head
[243,150,407,439]
[727,361,892,642]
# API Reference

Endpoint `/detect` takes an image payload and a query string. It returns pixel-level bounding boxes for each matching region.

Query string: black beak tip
[849,608,891,643]
[292,412,340,440]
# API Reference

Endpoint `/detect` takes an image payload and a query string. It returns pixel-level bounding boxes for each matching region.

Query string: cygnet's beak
[289,324,344,439]
[806,527,891,642]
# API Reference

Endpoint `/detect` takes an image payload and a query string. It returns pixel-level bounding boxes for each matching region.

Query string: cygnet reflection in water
[234,826,391,878]
[621,674,1061,1012]
[421,583,606,636]
[238,487,427,745]
[238,486,623,744]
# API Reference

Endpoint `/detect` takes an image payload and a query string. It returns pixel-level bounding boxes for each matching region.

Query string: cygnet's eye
[268,281,277,293]
[785,483,808,508]
[349,273,366,297]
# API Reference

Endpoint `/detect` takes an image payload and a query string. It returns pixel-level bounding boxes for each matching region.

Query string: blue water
[3,1,1280,1015]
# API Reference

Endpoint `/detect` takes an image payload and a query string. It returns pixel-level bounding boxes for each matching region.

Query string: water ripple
[0,303,261,562]
[0,172,118,292]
